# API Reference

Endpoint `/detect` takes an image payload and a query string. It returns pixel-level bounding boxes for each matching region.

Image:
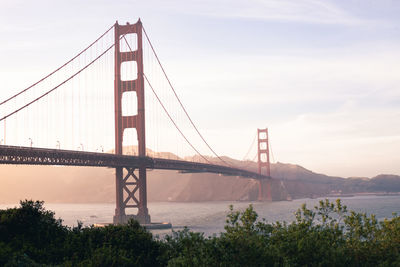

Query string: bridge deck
[0,145,269,179]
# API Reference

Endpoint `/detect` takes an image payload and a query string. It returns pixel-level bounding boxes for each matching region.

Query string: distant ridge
[0,146,399,203]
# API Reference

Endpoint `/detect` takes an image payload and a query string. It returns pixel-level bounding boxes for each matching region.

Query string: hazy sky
[0,0,399,177]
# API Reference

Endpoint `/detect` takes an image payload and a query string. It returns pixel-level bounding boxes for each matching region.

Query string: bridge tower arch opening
[257,128,272,201]
[113,19,150,224]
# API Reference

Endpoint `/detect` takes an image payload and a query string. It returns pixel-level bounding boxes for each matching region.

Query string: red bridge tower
[113,20,150,224]
[257,128,272,201]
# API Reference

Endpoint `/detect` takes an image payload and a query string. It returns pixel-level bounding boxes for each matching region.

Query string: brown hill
[0,147,399,203]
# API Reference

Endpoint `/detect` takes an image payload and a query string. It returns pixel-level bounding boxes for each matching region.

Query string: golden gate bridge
[0,19,272,224]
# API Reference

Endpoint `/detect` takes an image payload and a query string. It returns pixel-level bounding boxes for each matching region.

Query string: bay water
[1,195,399,236]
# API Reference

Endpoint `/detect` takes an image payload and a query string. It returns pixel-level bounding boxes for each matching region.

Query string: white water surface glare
[1,196,399,237]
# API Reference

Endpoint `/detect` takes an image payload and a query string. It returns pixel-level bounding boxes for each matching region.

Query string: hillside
[0,148,399,203]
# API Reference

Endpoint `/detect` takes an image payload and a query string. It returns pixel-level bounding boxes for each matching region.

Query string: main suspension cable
[143,73,211,164]
[0,24,114,106]
[242,152,258,168]
[142,26,229,166]
[0,43,115,122]
[269,137,276,163]
[242,132,257,161]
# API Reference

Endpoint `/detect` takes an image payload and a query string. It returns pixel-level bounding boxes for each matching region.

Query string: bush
[0,200,166,266]
[0,200,67,265]
[0,199,399,266]
[164,199,400,267]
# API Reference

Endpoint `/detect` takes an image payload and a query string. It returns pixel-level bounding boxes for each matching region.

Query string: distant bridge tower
[113,19,150,224]
[257,128,272,201]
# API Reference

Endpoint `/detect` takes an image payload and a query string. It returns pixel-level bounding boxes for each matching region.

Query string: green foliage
[164,199,400,266]
[0,199,399,266]
[0,200,166,266]
[0,200,67,265]
[266,200,347,266]
[63,219,165,266]
[164,228,215,266]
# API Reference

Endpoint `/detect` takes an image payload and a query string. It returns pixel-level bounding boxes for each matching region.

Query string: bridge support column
[258,179,272,201]
[113,167,150,224]
[113,20,150,224]
[137,166,149,222]
[114,167,125,223]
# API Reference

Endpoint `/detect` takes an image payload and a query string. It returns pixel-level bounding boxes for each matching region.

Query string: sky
[0,0,399,177]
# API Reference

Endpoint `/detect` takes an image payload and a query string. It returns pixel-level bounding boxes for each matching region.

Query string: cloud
[165,42,400,108]
[157,0,370,26]
[271,105,400,177]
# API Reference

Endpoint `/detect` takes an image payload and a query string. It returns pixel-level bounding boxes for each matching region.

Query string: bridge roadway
[0,145,269,179]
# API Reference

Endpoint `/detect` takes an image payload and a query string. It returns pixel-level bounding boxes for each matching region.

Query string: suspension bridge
[0,19,271,224]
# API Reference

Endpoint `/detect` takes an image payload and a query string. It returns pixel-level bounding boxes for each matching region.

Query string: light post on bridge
[28,138,33,148]
[56,141,60,149]
[77,143,84,151]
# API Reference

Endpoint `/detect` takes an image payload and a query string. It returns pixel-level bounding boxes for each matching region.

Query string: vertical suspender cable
[142,26,229,166]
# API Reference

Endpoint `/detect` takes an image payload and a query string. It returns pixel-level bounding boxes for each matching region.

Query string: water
[1,195,399,236]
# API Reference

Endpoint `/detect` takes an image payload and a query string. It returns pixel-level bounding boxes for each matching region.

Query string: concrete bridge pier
[258,179,272,201]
